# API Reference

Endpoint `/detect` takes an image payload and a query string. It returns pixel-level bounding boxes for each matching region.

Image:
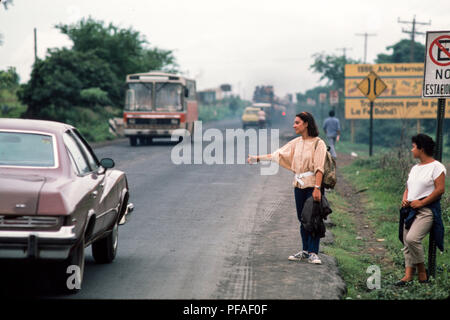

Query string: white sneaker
[288,251,309,261]
[308,253,322,264]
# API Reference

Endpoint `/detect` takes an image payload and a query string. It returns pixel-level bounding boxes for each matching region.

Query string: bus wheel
[129,137,137,146]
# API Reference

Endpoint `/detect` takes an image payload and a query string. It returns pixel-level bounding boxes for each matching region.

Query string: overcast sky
[1,0,449,100]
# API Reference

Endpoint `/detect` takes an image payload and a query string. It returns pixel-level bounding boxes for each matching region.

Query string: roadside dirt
[334,152,395,269]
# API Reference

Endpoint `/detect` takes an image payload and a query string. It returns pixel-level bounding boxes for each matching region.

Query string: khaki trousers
[402,207,434,267]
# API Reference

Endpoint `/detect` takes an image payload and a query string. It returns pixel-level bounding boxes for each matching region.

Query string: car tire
[57,238,85,294]
[92,220,118,264]
[129,136,137,146]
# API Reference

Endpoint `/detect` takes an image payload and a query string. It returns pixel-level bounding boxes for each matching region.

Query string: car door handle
[91,190,98,199]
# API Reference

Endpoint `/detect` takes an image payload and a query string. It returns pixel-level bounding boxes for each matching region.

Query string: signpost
[357,71,387,156]
[423,30,450,279]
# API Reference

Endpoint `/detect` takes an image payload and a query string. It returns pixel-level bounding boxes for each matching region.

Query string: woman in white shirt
[397,134,446,285]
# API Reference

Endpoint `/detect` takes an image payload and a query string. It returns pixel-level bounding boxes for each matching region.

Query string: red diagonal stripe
[434,39,450,59]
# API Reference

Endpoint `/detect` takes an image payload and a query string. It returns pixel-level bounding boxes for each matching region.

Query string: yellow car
[242,107,261,129]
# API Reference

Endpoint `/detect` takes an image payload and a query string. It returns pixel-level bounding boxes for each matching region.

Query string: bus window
[186,80,197,101]
[155,83,183,112]
[125,83,153,111]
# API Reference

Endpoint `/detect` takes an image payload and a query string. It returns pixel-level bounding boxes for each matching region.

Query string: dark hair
[412,134,435,157]
[329,110,335,117]
[296,112,319,137]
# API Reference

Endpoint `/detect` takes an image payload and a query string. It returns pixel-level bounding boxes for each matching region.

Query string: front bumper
[0,226,77,260]
[124,128,182,137]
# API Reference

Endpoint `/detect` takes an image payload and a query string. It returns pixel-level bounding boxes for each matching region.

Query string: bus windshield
[155,83,183,112]
[125,83,153,111]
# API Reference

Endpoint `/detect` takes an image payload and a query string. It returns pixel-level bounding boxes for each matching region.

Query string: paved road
[0,114,346,299]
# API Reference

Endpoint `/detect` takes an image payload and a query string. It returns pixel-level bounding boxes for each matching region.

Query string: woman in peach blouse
[248,112,327,264]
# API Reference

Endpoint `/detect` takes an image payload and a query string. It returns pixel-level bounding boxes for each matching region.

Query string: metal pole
[369,101,373,156]
[364,34,367,64]
[34,28,37,63]
[429,98,446,278]
[351,119,355,143]
[410,16,416,62]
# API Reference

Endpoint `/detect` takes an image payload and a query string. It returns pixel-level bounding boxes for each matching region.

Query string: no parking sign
[423,31,450,98]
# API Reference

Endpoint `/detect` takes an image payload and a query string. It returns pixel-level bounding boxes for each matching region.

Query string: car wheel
[129,137,137,146]
[57,238,85,294]
[92,220,118,264]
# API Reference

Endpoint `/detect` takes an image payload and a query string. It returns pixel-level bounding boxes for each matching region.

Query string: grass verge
[324,149,450,300]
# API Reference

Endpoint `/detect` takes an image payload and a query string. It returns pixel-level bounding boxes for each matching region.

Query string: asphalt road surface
[0,114,346,299]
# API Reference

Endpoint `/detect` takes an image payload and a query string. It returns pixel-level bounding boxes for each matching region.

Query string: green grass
[322,191,374,298]
[326,147,450,299]
[334,140,390,158]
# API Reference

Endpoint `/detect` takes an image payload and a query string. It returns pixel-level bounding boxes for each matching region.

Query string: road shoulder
[215,163,347,299]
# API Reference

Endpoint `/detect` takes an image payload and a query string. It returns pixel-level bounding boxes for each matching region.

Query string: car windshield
[0,132,56,167]
[125,83,153,111]
[155,83,183,112]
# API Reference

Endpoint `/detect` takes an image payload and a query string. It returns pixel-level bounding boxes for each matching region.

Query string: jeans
[327,136,337,159]
[294,187,322,254]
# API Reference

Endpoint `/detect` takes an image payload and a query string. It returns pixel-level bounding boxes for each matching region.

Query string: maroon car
[0,118,134,293]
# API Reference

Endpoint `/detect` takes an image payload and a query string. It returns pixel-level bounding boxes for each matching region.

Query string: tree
[0,67,20,89]
[19,48,120,119]
[56,18,178,94]
[310,53,360,89]
[20,17,180,121]
[376,39,425,63]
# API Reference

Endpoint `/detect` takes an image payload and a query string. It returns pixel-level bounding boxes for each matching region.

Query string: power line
[398,15,431,62]
[355,32,377,63]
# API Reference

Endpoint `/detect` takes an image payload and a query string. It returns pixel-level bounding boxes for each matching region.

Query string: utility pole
[355,32,377,63]
[398,16,432,138]
[336,47,352,63]
[34,28,37,63]
[398,15,431,62]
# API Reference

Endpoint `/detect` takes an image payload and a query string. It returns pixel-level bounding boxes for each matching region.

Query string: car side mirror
[100,158,115,170]
[184,88,189,98]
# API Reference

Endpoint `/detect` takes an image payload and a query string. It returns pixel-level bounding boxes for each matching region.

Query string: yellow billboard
[345,63,450,119]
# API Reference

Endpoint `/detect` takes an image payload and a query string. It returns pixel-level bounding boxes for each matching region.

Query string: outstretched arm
[248,137,299,170]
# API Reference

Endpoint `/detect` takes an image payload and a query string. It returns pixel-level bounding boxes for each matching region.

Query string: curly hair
[412,133,435,157]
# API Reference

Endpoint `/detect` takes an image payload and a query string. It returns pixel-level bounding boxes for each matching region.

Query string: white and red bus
[123,72,198,146]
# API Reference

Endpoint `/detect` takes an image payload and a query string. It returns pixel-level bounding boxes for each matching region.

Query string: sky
[0,0,449,100]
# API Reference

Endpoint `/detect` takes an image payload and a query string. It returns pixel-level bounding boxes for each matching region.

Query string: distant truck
[123,72,198,146]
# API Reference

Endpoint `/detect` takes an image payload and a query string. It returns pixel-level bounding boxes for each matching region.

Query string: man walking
[323,110,340,159]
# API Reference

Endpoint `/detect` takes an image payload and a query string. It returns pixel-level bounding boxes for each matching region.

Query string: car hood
[0,174,46,215]
[242,114,259,121]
